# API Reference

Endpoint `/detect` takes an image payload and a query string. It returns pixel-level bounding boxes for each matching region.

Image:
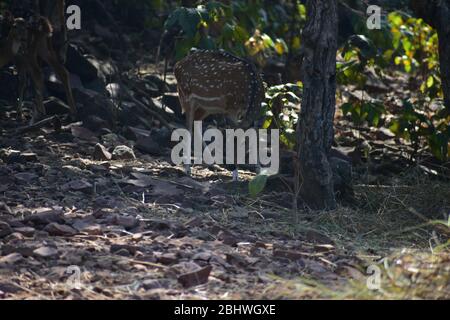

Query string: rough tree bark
[410,0,450,110]
[297,0,338,210]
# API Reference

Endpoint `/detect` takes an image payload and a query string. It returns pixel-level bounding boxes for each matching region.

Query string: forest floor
[0,5,449,298]
[0,108,449,300]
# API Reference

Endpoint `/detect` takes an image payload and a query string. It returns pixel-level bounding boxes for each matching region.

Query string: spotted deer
[174,49,265,179]
[0,10,76,123]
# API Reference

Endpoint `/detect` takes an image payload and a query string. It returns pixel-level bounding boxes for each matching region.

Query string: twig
[16,115,61,133]
[121,83,175,130]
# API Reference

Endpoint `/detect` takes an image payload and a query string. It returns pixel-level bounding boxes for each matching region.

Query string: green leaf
[249,174,268,197]
[426,75,434,88]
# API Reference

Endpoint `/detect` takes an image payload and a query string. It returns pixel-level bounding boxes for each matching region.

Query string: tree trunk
[297,0,338,210]
[410,0,450,110]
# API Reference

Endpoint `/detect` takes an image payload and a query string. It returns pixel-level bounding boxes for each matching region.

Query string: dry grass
[233,168,450,299]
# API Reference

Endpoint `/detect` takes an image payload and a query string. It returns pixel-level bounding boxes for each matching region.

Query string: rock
[71,126,99,143]
[0,282,21,294]
[44,97,72,115]
[61,180,93,193]
[82,115,112,132]
[330,147,354,163]
[0,202,13,215]
[330,157,354,199]
[19,153,39,163]
[1,149,21,164]
[136,136,161,156]
[273,249,305,261]
[33,246,58,258]
[161,93,183,118]
[13,227,36,237]
[377,127,396,140]
[157,253,178,265]
[47,71,85,95]
[72,220,103,235]
[141,279,171,290]
[123,126,151,141]
[178,265,213,288]
[14,172,39,183]
[86,57,118,83]
[0,253,23,266]
[73,88,116,126]
[23,209,64,226]
[0,222,13,238]
[93,143,112,161]
[305,229,334,244]
[146,219,172,231]
[153,127,171,146]
[44,223,77,237]
[112,145,136,160]
[106,83,121,99]
[66,44,99,82]
[225,253,251,269]
[110,244,139,255]
[218,230,239,247]
[101,133,128,149]
[111,215,139,230]
[1,245,34,257]
[143,75,170,92]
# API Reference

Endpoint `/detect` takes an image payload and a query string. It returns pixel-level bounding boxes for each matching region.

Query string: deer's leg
[38,39,77,118]
[28,58,46,124]
[178,87,193,176]
[254,120,261,175]
[184,106,195,176]
[16,65,27,121]
[40,45,77,118]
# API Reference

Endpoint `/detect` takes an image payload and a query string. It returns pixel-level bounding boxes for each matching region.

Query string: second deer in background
[0,3,75,123]
[174,49,265,180]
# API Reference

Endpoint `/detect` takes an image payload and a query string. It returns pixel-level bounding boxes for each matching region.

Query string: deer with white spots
[174,49,265,180]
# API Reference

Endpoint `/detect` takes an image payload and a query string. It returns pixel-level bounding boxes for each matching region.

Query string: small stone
[178,265,213,288]
[0,221,13,238]
[13,227,36,237]
[112,145,136,160]
[14,172,39,183]
[61,179,93,193]
[93,143,112,161]
[141,279,171,290]
[19,152,39,162]
[136,136,161,156]
[24,209,64,226]
[157,253,178,265]
[0,253,23,266]
[33,246,58,258]
[273,249,305,261]
[113,215,139,230]
[44,223,77,237]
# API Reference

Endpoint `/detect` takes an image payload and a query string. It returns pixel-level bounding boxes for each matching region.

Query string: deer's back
[175,50,264,122]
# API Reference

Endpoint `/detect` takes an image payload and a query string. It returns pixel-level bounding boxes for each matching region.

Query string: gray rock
[93,143,112,161]
[112,145,136,160]
[0,222,13,238]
